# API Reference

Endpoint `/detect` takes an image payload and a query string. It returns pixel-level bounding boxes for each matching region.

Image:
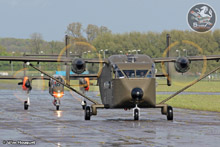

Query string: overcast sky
[0,0,219,41]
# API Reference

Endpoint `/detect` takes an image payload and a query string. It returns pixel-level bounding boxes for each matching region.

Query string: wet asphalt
[0,90,220,147]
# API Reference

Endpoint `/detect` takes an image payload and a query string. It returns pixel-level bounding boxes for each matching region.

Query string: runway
[0,90,220,146]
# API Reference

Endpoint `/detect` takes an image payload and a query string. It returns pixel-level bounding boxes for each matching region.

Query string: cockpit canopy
[113,63,155,79]
[52,75,64,87]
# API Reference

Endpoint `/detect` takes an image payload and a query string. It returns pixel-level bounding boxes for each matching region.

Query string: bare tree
[99,26,112,35]
[30,33,43,54]
[66,22,83,38]
[49,41,57,54]
[85,24,112,42]
[85,24,99,42]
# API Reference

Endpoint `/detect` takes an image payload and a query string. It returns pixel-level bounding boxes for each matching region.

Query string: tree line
[0,22,220,72]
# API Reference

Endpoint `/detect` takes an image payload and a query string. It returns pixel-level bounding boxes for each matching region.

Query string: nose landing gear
[24,97,30,110]
[133,105,140,120]
[53,98,60,110]
[85,106,91,120]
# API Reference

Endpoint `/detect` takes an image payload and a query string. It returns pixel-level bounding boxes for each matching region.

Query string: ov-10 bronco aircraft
[0,73,65,110]
[0,34,220,121]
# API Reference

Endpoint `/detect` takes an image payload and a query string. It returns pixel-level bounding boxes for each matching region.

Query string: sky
[0,0,219,41]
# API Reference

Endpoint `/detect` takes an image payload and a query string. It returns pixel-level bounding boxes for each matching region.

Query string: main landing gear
[53,98,60,110]
[82,104,173,121]
[81,100,87,110]
[132,105,173,121]
[84,106,91,120]
[83,104,105,120]
[160,105,173,121]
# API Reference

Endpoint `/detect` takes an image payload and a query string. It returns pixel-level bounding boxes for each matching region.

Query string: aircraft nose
[131,87,143,101]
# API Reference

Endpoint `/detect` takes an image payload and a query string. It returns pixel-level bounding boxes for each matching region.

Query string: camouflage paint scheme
[98,55,156,108]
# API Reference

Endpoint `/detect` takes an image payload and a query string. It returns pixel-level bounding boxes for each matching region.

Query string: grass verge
[156,80,220,92]
[157,95,220,112]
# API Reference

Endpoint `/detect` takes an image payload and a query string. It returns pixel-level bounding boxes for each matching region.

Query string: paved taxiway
[0,90,220,146]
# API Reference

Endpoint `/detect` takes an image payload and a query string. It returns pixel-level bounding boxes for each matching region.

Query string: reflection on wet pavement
[0,90,220,146]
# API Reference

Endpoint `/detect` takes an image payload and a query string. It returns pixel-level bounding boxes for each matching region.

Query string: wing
[0,56,107,63]
[153,55,220,63]
[0,56,105,85]
[0,76,50,81]
[70,74,98,80]
[0,56,69,62]
[0,76,23,80]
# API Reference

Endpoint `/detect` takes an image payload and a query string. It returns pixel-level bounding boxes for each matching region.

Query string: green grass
[157,95,220,112]
[156,79,220,92]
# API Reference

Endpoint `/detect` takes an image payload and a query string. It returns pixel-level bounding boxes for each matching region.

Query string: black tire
[24,101,28,110]
[85,106,91,120]
[56,105,59,111]
[167,106,173,120]
[134,108,139,120]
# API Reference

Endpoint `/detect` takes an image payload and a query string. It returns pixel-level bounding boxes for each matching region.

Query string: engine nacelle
[174,57,190,73]
[71,58,86,74]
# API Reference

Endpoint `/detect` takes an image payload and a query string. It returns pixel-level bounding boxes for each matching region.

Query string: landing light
[53,92,64,98]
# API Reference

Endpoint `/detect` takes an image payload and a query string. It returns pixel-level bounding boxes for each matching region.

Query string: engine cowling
[71,58,86,74]
[174,57,190,73]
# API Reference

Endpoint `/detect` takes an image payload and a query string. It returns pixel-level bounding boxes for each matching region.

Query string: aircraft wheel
[134,108,139,120]
[56,105,59,110]
[85,106,91,120]
[167,106,173,120]
[24,101,28,110]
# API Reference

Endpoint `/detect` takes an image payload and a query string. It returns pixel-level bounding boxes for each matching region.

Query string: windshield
[54,78,63,86]
[123,70,135,78]
[146,70,152,78]
[136,70,148,78]
[116,70,124,78]
[122,69,154,78]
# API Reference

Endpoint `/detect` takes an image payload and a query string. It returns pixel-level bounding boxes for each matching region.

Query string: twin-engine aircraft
[0,34,220,120]
[0,74,65,110]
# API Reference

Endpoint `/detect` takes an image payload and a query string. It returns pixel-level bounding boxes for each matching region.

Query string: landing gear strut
[53,98,60,110]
